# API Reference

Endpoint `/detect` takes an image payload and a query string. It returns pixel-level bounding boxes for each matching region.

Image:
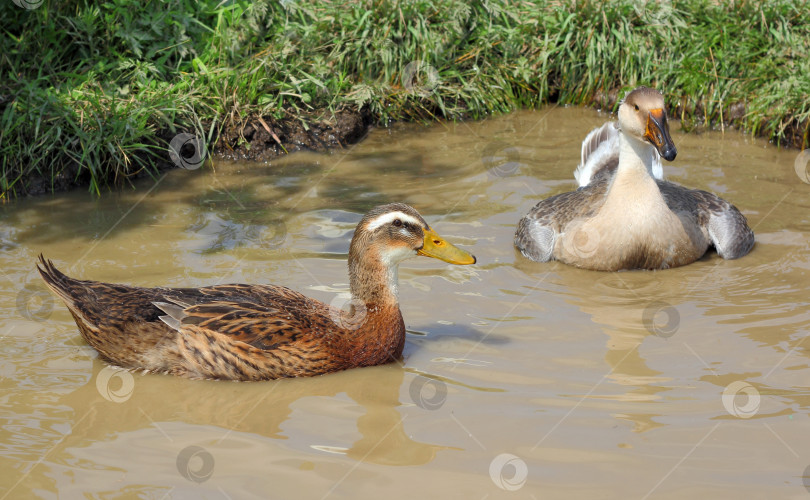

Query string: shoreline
[4,0,808,198]
[7,97,806,199]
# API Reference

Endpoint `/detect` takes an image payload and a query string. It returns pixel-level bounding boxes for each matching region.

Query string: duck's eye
[393,219,402,227]
[634,104,639,111]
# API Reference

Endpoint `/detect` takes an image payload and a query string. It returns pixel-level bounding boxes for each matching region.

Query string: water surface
[2,107,809,499]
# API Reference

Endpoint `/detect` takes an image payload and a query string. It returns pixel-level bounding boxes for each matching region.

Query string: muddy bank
[167,96,810,175]
[7,107,375,198]
[7,99,807,199]
[211,108,374,162]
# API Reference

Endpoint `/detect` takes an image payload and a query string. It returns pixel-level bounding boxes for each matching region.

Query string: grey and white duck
[515,86,754,271]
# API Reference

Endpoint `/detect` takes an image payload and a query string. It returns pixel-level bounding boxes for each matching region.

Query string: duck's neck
[617,132,658,178]
[348,250,400,309]
[345,250,405,365]
[602,132,667,214]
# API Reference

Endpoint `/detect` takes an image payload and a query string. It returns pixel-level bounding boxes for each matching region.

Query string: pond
[2,107,809,499]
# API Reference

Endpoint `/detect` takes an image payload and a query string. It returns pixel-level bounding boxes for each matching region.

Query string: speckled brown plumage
[38,203,476,381]
[38,256,404,380]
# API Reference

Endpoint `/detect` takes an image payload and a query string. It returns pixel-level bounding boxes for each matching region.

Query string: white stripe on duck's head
[617,86,677,162]
[351,203,476,267]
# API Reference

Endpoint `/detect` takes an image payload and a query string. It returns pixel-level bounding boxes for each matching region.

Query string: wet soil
[9,96,808,198]
[211,107,375,162]
[9,107,374,199]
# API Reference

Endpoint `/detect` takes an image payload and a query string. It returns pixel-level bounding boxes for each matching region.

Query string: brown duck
[38,203,476,380]
[515,86,754,271]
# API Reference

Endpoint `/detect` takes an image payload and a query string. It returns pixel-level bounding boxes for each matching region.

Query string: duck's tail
[37,255,89,316]
[37,255,165,367]
[37,255,110,343]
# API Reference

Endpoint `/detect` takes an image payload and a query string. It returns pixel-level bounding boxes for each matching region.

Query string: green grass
[2,0,809,196]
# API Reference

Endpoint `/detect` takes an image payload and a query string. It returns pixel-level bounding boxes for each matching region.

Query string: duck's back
[657,180,755,259]
[37,257,342,378]
[515,178,610,262]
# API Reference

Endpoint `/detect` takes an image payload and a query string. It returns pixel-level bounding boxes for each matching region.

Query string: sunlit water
[2,107,809,499]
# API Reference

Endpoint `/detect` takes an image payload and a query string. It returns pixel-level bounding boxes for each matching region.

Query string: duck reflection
[516,247,773,432]
[514,253,677,433]
[52,356,447,468]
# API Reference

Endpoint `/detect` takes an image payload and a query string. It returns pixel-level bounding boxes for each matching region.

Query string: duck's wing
[37,256,336,366]
[574,122,620,186]
[515,180,609,262]
[155,284,334,351]
[658,181,755,259]
[517,124,623,262]
[574,122,663,186]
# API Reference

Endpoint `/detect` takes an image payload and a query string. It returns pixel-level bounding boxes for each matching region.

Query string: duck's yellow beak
[417,228,476,265]
[645,108,677,161]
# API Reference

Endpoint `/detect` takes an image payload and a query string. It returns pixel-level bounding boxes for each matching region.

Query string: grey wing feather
[515,218,556,261]
[153,300,189,331]
[515,180,609,261]
[658,181,754,259]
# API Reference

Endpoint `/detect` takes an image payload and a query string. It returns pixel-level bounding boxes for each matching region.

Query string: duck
[515,86,754,271]
[38,203,476,381]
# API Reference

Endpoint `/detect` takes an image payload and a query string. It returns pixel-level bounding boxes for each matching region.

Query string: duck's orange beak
[645,108,677,161]
[417,229,476,265]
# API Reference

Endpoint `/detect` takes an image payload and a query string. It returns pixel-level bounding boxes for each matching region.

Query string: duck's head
[348,203,476,303]
[617,86,677,161]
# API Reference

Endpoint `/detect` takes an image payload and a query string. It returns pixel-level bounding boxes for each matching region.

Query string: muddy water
[2,107,809,499]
